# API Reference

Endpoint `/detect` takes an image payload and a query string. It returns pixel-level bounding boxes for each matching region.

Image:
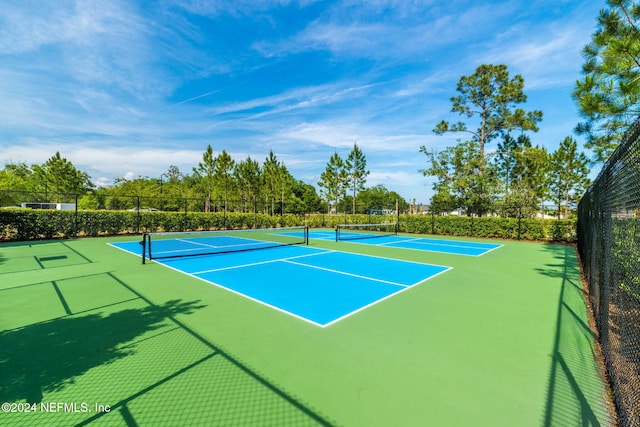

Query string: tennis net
[142,226,308,263]
[335,222,398,242]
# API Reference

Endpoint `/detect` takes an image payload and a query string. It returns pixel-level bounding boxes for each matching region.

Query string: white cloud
[169,0,310,17]
[0,0,603,206]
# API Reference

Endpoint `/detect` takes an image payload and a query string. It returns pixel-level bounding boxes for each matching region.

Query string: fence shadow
[0,299,203,404]
[0,271,334,426]
[538,244,613,426]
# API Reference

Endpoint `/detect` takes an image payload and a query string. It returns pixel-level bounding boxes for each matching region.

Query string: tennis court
[309,226,502,256]
[0,230,614,426]
[110,235,451,327]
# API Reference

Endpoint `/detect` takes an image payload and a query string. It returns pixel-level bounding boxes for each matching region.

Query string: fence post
[183,198,188,231]
[136,196,141,234]
[431,210,435,235]
[600,171,612,354]
[517,206,522,240]
[74,194,79,238]
[590,198,600,321]
[470,210,474,237]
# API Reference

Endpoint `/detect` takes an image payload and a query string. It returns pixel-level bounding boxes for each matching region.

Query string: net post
[141,233,147,265]
[305,226,309,245]
[146,233,153,262]
[335,225,339,242]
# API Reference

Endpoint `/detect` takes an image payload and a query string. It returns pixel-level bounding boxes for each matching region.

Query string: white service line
[283,259,408,288]
[191,250,335,275]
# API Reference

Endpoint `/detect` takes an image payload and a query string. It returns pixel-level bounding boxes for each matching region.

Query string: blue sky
[0,0,603,203]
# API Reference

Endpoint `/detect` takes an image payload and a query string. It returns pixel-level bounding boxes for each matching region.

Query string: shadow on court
[537,244,614,426]
[0,263,333,426]
[0,299,203,404]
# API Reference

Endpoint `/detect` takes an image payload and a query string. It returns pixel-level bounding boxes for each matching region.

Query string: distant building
[21,202,76,210]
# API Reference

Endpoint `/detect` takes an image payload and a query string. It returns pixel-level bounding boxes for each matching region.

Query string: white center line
[191,250,335,274]
[283,259,408,287]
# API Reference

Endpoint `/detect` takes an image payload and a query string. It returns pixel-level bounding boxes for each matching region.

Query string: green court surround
[0,233,614,426]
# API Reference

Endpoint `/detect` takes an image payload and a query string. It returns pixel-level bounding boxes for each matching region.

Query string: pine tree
[213,150,235,213]
[194,145,215,212]
[318,152,347,213]
[549,137,590,219]
[574,0,640,162]
[344,143,369,214]
[433,64,543,175]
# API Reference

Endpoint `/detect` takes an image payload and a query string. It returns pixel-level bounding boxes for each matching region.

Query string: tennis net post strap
[141,226,308,263]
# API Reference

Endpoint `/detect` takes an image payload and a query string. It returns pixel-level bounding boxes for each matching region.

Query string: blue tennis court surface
[307,230,502,256]
[110,241,451,327]
[370,236,502,256]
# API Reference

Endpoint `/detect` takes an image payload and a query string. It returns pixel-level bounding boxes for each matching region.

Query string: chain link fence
[1,188,579,242]
[577,119,640,427]
[0,190,403,239]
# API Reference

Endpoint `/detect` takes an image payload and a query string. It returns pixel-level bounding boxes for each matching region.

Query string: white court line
[154,237,268,256]
[147,257,329,328]
[370,238,503,257]
[190,249,335,274]
[377,238,494,250]
[478,244,504,255]
[129,244,454,328]
[283,259,408,287]
[321,266,453,327]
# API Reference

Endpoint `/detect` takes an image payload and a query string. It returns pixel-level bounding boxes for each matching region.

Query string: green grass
[0,232,613,426]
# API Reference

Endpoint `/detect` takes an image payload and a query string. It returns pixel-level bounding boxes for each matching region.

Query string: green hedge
[0,209,306,241]
[0,209,577,243]
[400,215,576,242]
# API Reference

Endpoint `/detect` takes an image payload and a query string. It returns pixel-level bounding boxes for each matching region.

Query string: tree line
[2,1,636,219]
[420,0,639,219]
[0,148,406,215]
[421,64,590,219]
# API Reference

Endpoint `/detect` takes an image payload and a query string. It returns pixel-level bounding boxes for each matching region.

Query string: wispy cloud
[169,0,311,17]
[0,0,604,202]
[477,23,592,90]
[252,1,519,62]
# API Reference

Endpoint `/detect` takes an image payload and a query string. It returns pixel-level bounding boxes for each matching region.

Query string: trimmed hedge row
[0,209,304,241]
[401,215,577,242]
[0,209,577,242]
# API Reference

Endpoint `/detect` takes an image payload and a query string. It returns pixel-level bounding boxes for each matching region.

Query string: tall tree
[0,162,33,191]
[234,156,262,211]
[32,152,93,198]
[494,140,550,217]
[433,64,543,175]
[358,185,407,212]
[549,137,591,219]
[275,162,294,214]
[318,152,347,213]
[289,180,323,213]
[495,134,520,195]
[262,150,282,215]
[344,143,370,214]
[517,145,550,213]
[574,0,640,162]
[194,145,215,212]
[213,150,235,213]
[161,165,187,211]
[421,140,500,215]
[0,162,35,206]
